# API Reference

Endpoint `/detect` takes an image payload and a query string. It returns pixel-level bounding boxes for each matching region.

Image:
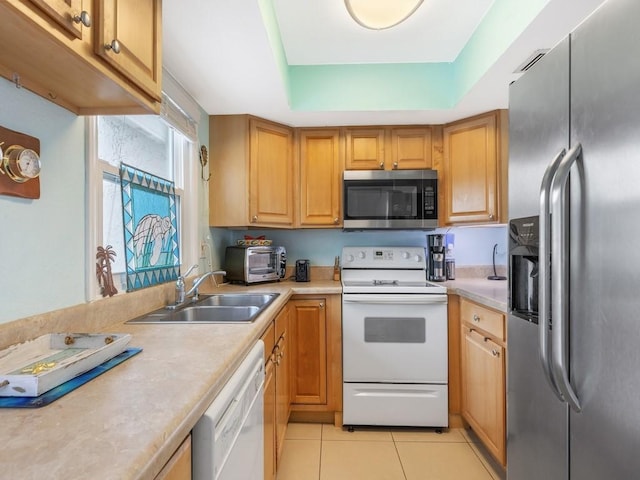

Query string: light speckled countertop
[0,277,505,480]
[0,280,341,480]
[444,277,508,312]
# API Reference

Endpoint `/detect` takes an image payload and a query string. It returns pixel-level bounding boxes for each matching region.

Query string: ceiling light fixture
[344,0,424,30]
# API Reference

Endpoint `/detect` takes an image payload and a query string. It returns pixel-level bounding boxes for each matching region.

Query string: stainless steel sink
[197,293,276,308]
[126,293,279,324]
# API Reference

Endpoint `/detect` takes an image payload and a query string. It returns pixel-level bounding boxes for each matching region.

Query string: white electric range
[341,246,449,428]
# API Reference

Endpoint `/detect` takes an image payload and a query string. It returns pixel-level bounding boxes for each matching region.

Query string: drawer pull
[491,349,500,357]
[473,314,481,322]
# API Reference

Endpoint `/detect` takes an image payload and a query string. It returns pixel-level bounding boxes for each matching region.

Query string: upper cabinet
[298,128,343,228]
[345,126,433,170]
[441,110,508,225]
[0,0,161,114]
[344,128,385,170]
[209,115,294,228]
[95,0,161,102]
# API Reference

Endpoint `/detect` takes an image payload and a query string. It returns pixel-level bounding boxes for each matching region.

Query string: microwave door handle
[539,148,566,402]
[550,143,583,413]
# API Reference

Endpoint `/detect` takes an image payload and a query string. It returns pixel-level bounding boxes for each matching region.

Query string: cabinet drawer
[460,299,504,341]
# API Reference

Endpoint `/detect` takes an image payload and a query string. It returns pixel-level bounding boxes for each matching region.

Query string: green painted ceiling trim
[452,0,551,102]
[258,0,292,100]
[259,0,551,111]
[289,63,455,111]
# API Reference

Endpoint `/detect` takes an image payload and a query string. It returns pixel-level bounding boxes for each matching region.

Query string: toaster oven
[224,246,287,284]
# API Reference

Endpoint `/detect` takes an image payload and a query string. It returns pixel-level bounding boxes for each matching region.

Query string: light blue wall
[0,77,86,323]
[212,226,508,268]
[0,78,212,325]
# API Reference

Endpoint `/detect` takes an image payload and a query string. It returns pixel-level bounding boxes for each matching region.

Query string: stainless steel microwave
[343,169,438,229]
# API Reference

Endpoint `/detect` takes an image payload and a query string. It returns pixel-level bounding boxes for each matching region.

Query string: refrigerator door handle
[539,148,566,401]
[549,143,583,413]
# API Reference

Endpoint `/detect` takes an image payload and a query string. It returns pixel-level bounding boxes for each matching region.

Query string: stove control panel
[342,246,426,270]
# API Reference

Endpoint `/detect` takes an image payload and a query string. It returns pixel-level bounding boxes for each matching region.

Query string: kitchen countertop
[0,276,507,479]
[444,277,508,312]
[0,280,341,480]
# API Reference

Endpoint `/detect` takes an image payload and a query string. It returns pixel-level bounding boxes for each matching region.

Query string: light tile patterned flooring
[277,423,506,480]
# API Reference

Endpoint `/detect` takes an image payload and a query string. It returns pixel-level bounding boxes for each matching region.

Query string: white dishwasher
[192,340,264,480]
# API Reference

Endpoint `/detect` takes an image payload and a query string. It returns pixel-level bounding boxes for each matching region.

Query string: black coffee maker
[427,234,446,282]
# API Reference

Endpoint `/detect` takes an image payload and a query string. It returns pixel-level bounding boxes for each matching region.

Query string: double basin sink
[126,293,279,324]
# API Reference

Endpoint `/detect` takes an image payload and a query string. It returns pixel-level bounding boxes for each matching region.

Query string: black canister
[295,259,310,282]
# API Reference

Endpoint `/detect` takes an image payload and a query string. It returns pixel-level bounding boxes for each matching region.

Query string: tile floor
[277,423,506,480]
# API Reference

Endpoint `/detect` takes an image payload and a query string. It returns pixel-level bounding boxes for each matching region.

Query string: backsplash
[210,225,508,268]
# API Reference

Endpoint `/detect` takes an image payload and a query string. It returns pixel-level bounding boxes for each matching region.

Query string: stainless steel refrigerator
[507,0,640,478]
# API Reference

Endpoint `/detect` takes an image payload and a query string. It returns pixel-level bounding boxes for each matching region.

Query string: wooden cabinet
[441,110,508,225]
[209,115,294,228]
[389,127,433,169]
[155,435,191,480]
[0,0,161,114]
[298,128,343,227]
[28,0,85,38]
[344,128,386,170]
[261,306,291,480]
[459,298,506,466]
[288,295,342,421]
[261,322,276,480]
[95,0,162,102]
[345,126,433,170]
[274,306,290,462]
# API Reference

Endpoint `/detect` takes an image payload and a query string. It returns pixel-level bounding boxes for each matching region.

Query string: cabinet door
[261,322,276,480]
[443,113,498,225]
[274,307,290,463]
[154,435,191,480]
[263,358,276,480]
[390,127,433,169]
[28,0,86,38]
[250,119,294,226]
[289,299,328,405]
[345,128,385,170]
[461,326,505,464]
[96,0,162,101]
[299,129,342,227]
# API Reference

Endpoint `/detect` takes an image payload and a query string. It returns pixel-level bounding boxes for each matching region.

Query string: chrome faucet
[172,264,198,308]
[185,270,227,302]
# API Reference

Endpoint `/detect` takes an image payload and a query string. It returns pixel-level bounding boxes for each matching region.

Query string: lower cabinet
[288,295,342,420]
[261,305,290,480]
[459,298,506,466]
[154,434,191,480]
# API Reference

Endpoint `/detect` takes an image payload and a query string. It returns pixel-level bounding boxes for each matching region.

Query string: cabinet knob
[379,162,384,169]
[72,11,91,28]
[489,213,495,220]
[393,162,398,169]
[252,215,258,223]
[491,349,500,357]
[333,217,339,224]
[473,314,480,322]
[319,303,324,309]
[105,39,121,54]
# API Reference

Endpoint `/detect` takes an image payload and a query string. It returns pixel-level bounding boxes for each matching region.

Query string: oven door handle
[342,294,448,304]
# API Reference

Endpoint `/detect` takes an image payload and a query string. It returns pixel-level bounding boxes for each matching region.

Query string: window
[86,99,199,299]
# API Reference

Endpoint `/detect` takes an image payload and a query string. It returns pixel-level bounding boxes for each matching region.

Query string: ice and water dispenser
[509,216,540,321]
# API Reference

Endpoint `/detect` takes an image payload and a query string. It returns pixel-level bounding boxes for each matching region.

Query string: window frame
[85,116,198,301]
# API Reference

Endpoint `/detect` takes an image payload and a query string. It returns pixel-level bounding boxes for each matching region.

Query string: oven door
[342,293,448,383]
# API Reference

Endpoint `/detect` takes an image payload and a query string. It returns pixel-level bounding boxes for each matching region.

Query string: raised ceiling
[163,0,605,126]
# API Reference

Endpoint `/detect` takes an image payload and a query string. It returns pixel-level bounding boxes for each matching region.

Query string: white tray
[0,333,131,397]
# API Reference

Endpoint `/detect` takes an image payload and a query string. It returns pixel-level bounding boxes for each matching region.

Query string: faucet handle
[182,264,198,278]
